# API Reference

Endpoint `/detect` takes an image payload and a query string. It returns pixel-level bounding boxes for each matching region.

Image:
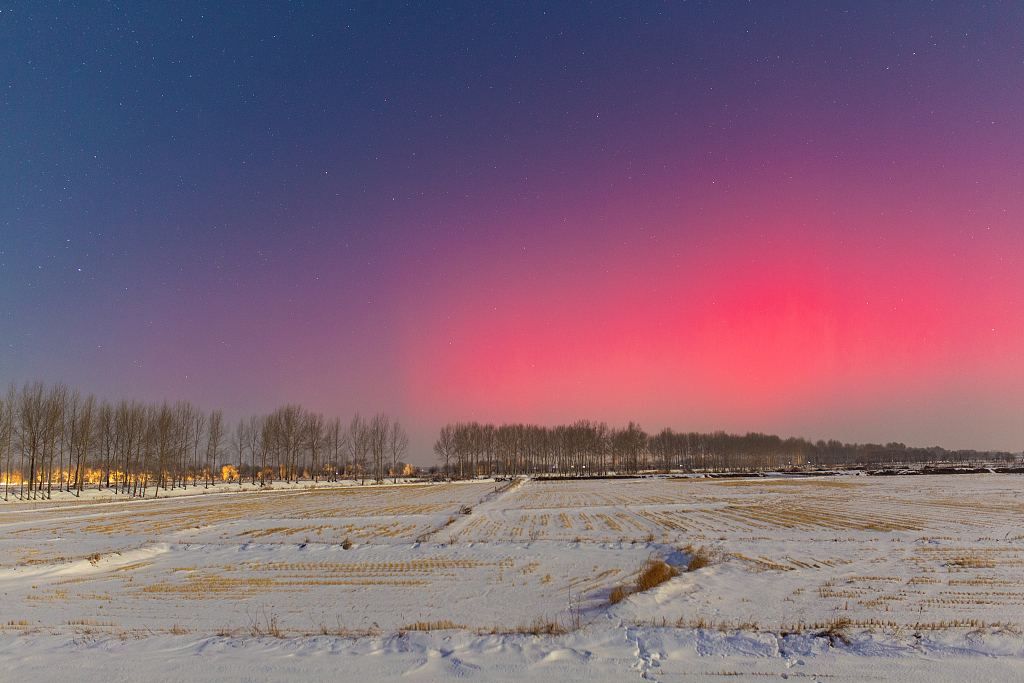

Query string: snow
[2,474,1022,680]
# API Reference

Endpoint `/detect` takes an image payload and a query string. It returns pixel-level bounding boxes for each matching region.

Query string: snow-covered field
[1,475,1022,681]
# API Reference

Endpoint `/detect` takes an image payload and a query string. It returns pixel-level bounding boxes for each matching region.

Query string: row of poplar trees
[0,381,409,500]
[433,420,1015,478]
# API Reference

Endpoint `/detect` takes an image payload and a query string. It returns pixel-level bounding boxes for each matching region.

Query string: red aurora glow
[402,198,1024,445]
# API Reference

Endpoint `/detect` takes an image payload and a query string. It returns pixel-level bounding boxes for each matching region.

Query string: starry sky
[2,2,1023,460]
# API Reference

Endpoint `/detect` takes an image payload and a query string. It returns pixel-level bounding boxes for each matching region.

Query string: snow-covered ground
[1,475,1022,681]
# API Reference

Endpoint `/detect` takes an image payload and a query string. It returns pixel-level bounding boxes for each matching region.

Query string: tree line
[433,421,1017,477]
[2,380,1013,499]
[0,381,410,500]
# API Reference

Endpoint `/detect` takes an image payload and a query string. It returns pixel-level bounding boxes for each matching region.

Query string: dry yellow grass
[608,585,630,605]
[490,616,570,635]
[636,558,678,591]
[679,544,720,572]
[401,620,465,631]
[608,554,679,605]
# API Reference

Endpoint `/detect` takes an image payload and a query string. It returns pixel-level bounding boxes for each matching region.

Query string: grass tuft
[609,554,680,605]
[636,557,679,592]
[816,617,853,646]
[608,585,631,605]
[680,544,718,572]
[518,616,570,635]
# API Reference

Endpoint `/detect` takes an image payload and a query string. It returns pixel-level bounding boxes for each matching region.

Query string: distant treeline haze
[0,381,410,500]
[433,421,1017,478]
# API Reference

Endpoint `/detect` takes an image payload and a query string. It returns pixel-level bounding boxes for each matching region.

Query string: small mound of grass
[609,554,680,606]
[680,544,718,572]
[687,550,712,572]
[636,558,679,592]
[608,585,631,605]
[816,617,852,647]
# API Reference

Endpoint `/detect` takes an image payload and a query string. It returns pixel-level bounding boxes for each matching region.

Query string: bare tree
[138,405,157,496]
[247,415,263,485]
[190,408,207,487]
[0,384,14,500]
[206,410,225,488]
[58,388,80,494]
[348,414,369,484]
[324,416,346,481]
[434,424,456,478]
[153,401,178,495]
[18,381,46,499]
[96,399,113,490]
[40,383,69,498]
[260,414,278,485]
[388,421,409,483]
[70,394,96,496]
[113,400,147,497]
[273,405,305,482]
[369,413,390,483]
[306,412,325,482]
[481,423,495,477]
[230,418,248,484]
[112,399,129,494]
[175,401,197,489]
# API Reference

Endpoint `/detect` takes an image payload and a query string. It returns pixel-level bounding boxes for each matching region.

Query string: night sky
[3,2,1023,460]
